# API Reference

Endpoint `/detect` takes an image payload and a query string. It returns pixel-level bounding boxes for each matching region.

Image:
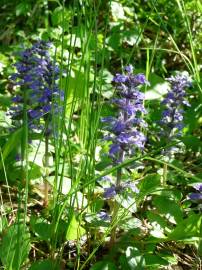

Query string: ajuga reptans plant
[160,74,190,145]
[102,65,148,242]
[160,74,190,184]
[102,65,148,197]
[9,40,63,134]
[8,40,64,205]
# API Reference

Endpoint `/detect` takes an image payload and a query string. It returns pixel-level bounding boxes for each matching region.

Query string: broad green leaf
[16,2,31,16]
[122,29,142,46]
[0,128,22,169]
[8,161,43,183]
[116,194,137,213]
[66,214,85,240]
[182,135,202,152]
[29,259,60,270]
[120,217,142,231]
[158,253,178,265]
[34,222,52,241]
[84,212,110,228]
[0,96,11,108]
[51,6,71,29]
[153,196,183,224]
[90,260,117,270]
[139,174,161,196]
[147,211,170,237]
[60,70,86,115]
[150,189,182,201]
[120,246,145,270]
[144,254,169,267]
[145,74,169,100]
[168,214,202,241]
[0,223,31,269]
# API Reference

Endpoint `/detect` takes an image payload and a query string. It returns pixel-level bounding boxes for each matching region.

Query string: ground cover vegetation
[0,0,201,269]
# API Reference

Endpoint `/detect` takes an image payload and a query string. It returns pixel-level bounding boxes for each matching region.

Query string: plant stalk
[44,134,49,207]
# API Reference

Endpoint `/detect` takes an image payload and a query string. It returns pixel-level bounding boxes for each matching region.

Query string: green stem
[110,150,124,245]
[162,163,168,185]
[44,134,49,207]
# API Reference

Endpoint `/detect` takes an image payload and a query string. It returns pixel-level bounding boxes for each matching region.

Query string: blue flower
[113,74,128,83]
[103,181,139,199]
[124,65,133,73]
[104,186,117,199]
[102,66,148,161]
[188,183,202,201]
[12,96,22,103]
[160,74,190,139]
[9,40,64,134]
[193,183,202,192]
[97,211,111,221]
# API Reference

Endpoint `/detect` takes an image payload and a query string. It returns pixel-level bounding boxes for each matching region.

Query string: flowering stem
[22,89,29,218]
[116,150,124,186]
[162,163,168,185]
[44,133,49,207]
[110,99,128,244]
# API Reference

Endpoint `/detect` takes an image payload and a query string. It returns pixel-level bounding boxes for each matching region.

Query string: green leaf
[182,135,202,152]
[29,259,61,270]
[16,2,31,16]
[168,214,202,241]
[84,213,110,228]
[139,174,161,196]
[90,260,117,270]
[51,6,71,29]
[66,214,85,240]
[8,161,43,183]
[0,223,31,269]
[0,128,22,170]
[0,95,11,108]
[122,29,142,46]
[145,74,169,100]
[153,196,183,224]
[158,253,178,265]
[34,222,52,241]
[120,247,145,270]
[116,194,137,213]
[147,211,169,236]
[120,217,142,231]
[145,254,169,267]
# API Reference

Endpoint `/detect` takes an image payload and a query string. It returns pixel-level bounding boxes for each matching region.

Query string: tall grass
[0,0,201,269]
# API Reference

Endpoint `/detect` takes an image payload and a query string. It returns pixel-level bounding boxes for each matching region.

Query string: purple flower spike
[104,186,116,199]
[109,144,121,156]
[102,65,147,161]
[188,193,202,201]
[125,65,133,73]
[42,104,52,113]
[133,74,149,85]
[29,109,42,119]
[97,211,111,221]
[9,40,64,134]
[160,74,190,139]
[12,96,22,103]
[113,74,128,83]
[193,183,202,192]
